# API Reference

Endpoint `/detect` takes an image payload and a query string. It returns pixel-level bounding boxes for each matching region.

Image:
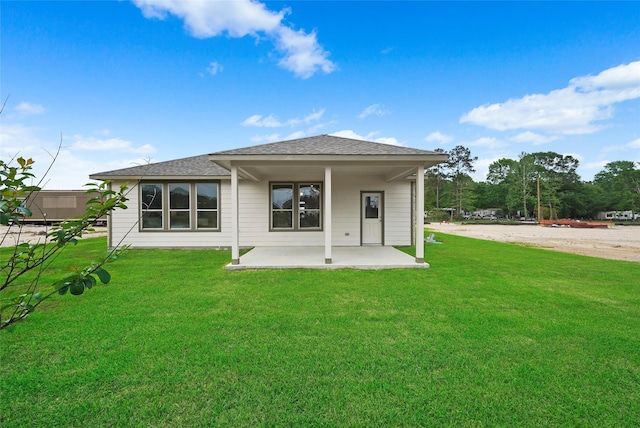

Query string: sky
[1,0,639,189]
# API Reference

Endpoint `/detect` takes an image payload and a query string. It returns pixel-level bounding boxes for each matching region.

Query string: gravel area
[0,225,108,248]
[4,223,639,263]
[426,222,640,262]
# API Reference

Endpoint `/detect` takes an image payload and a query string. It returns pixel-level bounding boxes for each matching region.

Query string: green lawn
[1,234,639,426]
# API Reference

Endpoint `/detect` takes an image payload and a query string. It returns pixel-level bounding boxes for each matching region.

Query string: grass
[1,234,639,426]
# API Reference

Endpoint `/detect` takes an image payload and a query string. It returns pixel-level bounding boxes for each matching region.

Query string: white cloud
[601,137,640,154]
[242,109,325,128]
[0,123,46,154]
[381,47,393,54]
[424,131,454,145]
[285,131,306,140]
[250,133,280,143]
[307,121,330,134]
[275,26,335,79]
[0,122,160,188]
[132,0,335,79]
[15,101,46,116]
[286,109,326,126]
[460,60,640,135]
[330,130,402,146]
[510,131,558,145]
[241,114,282,128]
[627,138,640,149]
[375,136,401,146]
[206,61,223,76]
[357,104,389,119]
[582,160,611,173]
[467,137,507,149]
[70,135,156,155]
[473,156,501,182]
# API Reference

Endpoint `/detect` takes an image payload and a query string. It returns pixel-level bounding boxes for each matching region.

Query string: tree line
[425,146,640,221]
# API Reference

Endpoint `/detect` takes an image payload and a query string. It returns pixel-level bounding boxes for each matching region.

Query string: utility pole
[537,176,542,222]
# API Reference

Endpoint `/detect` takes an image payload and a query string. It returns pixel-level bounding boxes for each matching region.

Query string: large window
[140,182,219,231]
[141,184,163,229]
[271,182,322,230]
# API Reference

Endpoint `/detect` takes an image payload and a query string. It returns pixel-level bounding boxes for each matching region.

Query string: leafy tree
[594,161,640,213]
[445,145,477,217]
[560,181,605,219]
[425,148,448,210]
[515,153,537,219]
[1,156,129,331]
[530,152,580,220]
[486,158,520,217]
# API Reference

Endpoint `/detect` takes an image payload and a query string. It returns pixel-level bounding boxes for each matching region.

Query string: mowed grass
[1,234,639,426]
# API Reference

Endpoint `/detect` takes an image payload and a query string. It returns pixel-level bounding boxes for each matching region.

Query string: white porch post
[415,165,425,263]
[324,166,332,264]
[231,164,240,265]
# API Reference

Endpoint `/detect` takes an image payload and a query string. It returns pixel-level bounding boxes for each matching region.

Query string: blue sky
[1,0,639,189]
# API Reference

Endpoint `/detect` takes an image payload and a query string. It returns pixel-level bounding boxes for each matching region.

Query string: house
[90,135,448,267]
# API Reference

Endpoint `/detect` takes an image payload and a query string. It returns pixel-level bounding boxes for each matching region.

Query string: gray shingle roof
[90,135,446,179]
[90,154,230,179]
[212,134,440,156]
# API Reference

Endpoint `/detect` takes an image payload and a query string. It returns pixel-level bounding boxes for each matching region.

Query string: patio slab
[225,246,429,270]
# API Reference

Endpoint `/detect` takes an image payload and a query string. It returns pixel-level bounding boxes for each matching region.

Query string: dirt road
[426,222,640,262]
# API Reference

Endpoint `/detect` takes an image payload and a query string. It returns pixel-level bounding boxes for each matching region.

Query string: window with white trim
[140,182,219,231]
[271,182,322,230]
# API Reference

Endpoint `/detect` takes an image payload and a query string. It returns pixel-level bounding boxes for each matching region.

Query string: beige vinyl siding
[108,180,232,249]
[238,174,411,248]
[107,173,413,249]
[330,174,361,246]
[237,174,325,247]
[330,174,411,247]
[383,179,412,246]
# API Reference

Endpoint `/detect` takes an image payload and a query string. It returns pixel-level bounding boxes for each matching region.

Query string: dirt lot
[0,225,108,248]
[427,222,640,262]
[3,223,639,262]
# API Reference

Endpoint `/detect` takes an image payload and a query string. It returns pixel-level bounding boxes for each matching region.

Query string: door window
[365,196,379,219]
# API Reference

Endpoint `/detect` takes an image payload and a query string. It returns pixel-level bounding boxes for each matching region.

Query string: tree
[0,156,129,331]
[530,152,580,220]
[428,148,447,209]
[594,161,640,213]
[486,158,519,217]
[513,153,538,219]
[445,146,478,217]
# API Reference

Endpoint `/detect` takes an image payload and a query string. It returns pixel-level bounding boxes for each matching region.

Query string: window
[271,182,322,230]
[140,182,219,231]
[271,184,293,229]
[169,184,190,229]
[364,195,379,219]
[141,184,163,229]
[299,184,321,228]
[196,183,218,229]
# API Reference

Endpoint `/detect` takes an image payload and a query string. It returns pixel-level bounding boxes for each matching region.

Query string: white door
[362,192,383,245]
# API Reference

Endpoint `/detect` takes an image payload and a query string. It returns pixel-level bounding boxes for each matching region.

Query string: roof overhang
[209,154,449,182]
[88,174,230,181]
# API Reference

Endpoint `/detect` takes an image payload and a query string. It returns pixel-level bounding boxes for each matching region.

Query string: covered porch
[208,135,448,270]
[224,163,427,267]
[225,245,429,270]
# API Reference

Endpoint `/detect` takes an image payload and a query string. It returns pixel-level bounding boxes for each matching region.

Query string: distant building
[596,210,638,221]
[20,190,104,223]
[466,208,500,220]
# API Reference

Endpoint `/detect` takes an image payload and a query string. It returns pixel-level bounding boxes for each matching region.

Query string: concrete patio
[225,246,430,270]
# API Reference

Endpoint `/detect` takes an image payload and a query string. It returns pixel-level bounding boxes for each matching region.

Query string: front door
[362,192,383,245]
